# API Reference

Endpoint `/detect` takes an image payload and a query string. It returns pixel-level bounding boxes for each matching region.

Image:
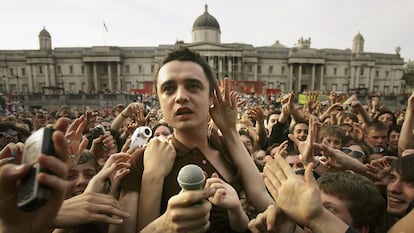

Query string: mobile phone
[130,126,152,148]
[17,127,56,211]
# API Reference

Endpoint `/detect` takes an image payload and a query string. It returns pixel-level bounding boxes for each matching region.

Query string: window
[323,67,326,75]
[360,68,364,76]
[269,66,273,74]
[248,65,253,73]
[125,65,130,74]
[151,65,155,73]
[57,66,62,74]
[345,68,348,76]
[333,68,337,75]
[386,71,389,77]
[281,66,285,74]
[376,70,379,78]
[69,65,73,74]
[138,65,142,73]
[21,68,26,76]
[39,66,43,74]
[257,65,261,74]
[9,68,14,75]
[81,66,84,74]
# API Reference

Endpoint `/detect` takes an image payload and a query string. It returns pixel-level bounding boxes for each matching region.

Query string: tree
[403,60,414,87]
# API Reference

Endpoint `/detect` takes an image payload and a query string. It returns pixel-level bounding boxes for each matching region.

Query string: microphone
[177,164,205,191]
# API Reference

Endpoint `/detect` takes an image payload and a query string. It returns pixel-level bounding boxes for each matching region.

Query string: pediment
[187,43,238,51]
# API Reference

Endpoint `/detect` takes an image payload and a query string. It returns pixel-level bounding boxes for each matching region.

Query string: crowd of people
[0,47,413,233]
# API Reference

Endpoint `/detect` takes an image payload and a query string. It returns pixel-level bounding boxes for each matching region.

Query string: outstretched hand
[264,155,322,228]
[209,78,239,133]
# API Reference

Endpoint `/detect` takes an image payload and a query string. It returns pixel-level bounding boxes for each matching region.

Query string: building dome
[353,32,364,42]
[192,4,221,32]
[39,27,51,38]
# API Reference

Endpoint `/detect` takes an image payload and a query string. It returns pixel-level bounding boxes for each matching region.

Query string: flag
[103,22,108,32]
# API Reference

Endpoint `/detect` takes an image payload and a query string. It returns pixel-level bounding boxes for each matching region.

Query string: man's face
[321,191,353,226]
[266,114,280,134]
[240,134,253,154]
[157,61,211,131]
[366,129,387,148]
[386,170,414,217]
[285,155,304,172]
[253,150,266,166]
[388,130,400,150]
[293,123,308,141]
[0,128,18,148]
[378,113,394,127]
[66,161,97,198]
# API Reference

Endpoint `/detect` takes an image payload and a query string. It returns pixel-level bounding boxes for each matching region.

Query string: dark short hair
[318,172,385,231]
[364,120,388,134]
[266,109,282,122]
[392,154,414,184]
[375,110,396,125]
[154,47,216,94]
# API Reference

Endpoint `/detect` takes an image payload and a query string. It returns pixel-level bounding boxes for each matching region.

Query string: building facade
[0,5,405,98]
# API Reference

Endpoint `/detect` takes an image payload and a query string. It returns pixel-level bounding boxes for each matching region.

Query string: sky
[1,0,413,61]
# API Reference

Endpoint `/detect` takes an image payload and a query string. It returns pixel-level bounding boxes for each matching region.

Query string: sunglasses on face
[341,147,365,159]
[0,129,18,138]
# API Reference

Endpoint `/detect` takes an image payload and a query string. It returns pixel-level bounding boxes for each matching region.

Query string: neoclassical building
[0,5,405,96]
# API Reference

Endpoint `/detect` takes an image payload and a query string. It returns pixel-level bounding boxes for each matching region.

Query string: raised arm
[399,92,414,155]
[210,78,274,211]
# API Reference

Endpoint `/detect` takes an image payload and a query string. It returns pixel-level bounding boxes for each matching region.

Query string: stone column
[355,67,360,88]
[297,64,302,92]
[27,65,33,93]
[108,62,113,90]
[93,63,98,91]
[218,56,223,79]
[33,65,38,93]
[350,66,355,88]
[84,64,89,92]
[49,64,56,87]
[237,57,242,80]
[228,56,233,77]
[370,68,375,92]
[117,63,121,91]
[254,63,258,81]
[366,67,371,88]
[311,64,315,90]
[320,65,324,91]
[44,64,50,88]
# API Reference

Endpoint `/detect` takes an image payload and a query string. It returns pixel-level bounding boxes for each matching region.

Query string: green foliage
[403,60,414,86]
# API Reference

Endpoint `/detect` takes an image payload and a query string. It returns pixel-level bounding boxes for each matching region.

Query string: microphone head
[177,164,205,190]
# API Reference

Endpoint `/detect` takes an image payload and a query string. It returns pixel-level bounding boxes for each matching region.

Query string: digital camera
[130,126,152,148]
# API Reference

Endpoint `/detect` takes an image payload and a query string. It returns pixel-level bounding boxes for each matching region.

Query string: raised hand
[264,155,322,227]
[65,115,89,166]
[209,78,239,133]
[84,152,131,194]
[248,204,296,233]
[0,142,24,165]
[0,130,69,233]
[288,117,315,165]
